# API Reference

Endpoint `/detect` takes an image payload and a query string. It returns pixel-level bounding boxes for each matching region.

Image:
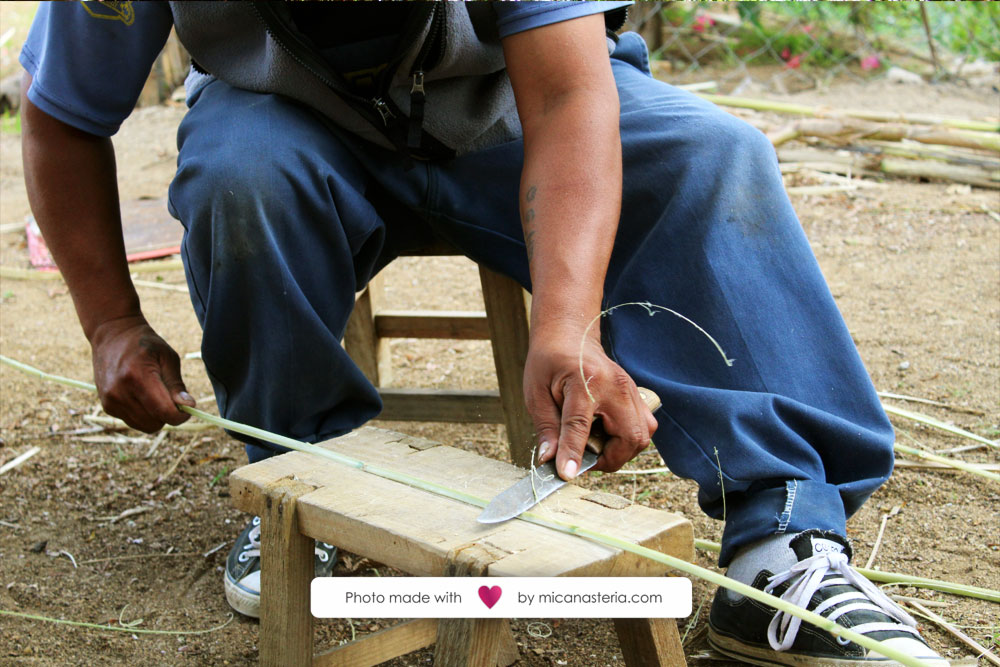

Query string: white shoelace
[763,551,919,651]
[237,519,334,564]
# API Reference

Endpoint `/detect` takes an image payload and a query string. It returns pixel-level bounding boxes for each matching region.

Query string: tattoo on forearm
[524,185,537,262]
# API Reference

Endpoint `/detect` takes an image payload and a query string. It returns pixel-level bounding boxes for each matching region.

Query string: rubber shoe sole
[224,568,260,619]
[708,627,950,666]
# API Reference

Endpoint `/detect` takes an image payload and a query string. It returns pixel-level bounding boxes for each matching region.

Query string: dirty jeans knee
[168,81,385,462]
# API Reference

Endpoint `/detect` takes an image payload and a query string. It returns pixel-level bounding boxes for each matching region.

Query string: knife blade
[477,387,661,523]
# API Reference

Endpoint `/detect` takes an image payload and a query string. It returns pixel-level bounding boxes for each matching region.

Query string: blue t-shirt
[20,1,631,137]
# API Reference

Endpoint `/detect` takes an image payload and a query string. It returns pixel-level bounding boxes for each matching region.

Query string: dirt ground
[1,69,998,667]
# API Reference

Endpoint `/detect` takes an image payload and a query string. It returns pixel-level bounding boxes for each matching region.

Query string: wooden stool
[343,242,535,467]
[231,426,694,667]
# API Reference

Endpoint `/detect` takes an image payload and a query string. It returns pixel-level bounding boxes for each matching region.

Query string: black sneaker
[223,516,338,618]
[708,530,948,666]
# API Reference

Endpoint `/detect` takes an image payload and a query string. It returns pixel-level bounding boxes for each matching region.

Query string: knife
[477,387,661,523]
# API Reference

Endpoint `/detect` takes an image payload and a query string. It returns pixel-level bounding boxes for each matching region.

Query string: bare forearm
[502,16,654,477]
[21,73,141,342]
[519,89,622,342]
[21,73,192,431]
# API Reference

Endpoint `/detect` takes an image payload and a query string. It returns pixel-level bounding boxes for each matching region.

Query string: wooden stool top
[231,427,693,578]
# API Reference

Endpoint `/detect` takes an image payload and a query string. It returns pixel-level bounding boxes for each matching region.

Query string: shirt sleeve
[19,1,174,137]
[494,1,632,40]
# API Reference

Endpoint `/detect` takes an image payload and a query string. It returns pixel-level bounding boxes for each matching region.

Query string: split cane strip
[3,355,988,667]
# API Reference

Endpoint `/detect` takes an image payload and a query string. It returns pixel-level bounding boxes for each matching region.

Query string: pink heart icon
[478,585,502,609]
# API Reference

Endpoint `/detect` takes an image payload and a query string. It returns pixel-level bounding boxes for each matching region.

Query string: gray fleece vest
[169,2,624,157]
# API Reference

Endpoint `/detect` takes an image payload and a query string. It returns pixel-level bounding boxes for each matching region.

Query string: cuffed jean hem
[718,480,848,567]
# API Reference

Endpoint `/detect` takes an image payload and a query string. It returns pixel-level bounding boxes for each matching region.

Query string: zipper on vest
[372,98,395,126]
[407,71,425,148]
[250,1,453,160]
[250,2,404,145]
[407,4,444,150]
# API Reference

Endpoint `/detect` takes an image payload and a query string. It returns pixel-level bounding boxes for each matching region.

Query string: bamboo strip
[864,506,900,570]
[0,446,41,475]
[0,609,233,636]
[883,403,999,449]
[894,459,1000,473]
[893,444,1000,483]
[905,600,1000,666]
[694,539,1000,604]
[890,595,950,609]
[0,260,184,282]
[131,279,188,293]
[81,414,215,433]
[877,392,985,417]
[0,355,950,666]
[697,93,1000,133]
[0,266,62,281]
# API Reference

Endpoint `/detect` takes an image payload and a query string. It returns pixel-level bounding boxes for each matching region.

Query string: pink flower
[784,54,803,70]
[781,47,792,61]
[802,24,815,34]
[860,54,881,71]
[692,15,715,33]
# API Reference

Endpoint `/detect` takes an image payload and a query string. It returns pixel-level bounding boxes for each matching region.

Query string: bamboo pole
[777,147,999,189]
[880,158,999,188]
[697,93,1000,133]
[771,117,1000,154]
[862,141,1000,169]
[0,355,959,667]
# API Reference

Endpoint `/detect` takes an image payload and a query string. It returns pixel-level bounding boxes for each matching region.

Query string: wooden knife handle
[585,387,662,455]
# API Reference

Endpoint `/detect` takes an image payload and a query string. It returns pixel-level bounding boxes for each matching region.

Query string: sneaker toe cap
[870,637,949,666]
[237,569,260,595]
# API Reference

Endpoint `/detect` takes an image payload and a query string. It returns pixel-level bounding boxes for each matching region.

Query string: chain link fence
[626,2,1000,95]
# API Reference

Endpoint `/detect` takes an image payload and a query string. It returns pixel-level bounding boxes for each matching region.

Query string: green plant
[209,466,229,488]
[1,111,21,135]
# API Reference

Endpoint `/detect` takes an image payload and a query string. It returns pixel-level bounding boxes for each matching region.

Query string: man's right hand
[89,315,195,433]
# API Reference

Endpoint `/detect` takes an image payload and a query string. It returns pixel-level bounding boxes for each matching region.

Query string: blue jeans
[168,33,894,566]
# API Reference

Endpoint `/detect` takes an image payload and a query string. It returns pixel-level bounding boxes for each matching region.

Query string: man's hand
[90,315,195,433]
[524,322,657,480]
[91,316,195,433]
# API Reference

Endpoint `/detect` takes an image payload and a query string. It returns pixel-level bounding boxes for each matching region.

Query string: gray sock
[720,533,797,602]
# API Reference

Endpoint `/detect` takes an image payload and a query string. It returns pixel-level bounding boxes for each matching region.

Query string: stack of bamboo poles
[698,93,1000,190]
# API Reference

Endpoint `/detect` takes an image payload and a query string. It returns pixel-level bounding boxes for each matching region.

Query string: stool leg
[614,618,687,667]
[478,265,534,468]
[496,622,520,667]
[260,481,315,667]
[343,275,390,386]
[435,618,506,667]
